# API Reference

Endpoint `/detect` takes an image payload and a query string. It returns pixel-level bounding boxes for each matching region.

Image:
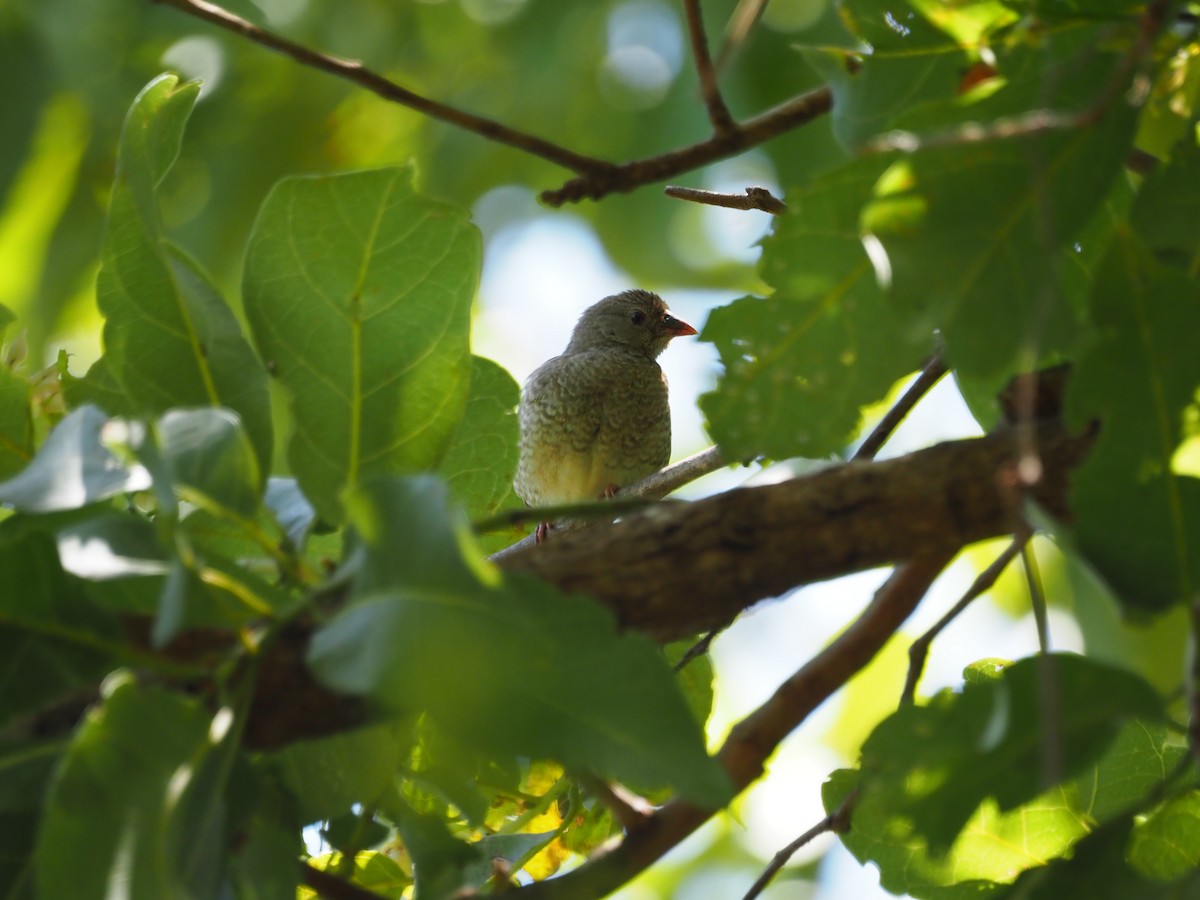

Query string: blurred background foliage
[0,0,845,370]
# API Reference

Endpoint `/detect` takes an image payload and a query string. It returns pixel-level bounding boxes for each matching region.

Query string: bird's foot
[534,521,553,543]
[599,483,621,499]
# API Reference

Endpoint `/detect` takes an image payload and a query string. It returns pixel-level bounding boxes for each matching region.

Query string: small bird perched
[515,289,697,541]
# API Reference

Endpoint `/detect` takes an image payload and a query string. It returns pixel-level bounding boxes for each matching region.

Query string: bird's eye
[629,310,647,326]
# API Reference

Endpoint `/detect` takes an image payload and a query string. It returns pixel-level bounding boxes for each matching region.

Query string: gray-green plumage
[515,290,696,508]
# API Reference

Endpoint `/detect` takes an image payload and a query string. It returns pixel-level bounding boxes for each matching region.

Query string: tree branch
[298,861,386,900]
[664,184,786,213]
[498,420,1095,642]
[148,0,614,175]
[683,0,736,133]
[152,0,833,206]
[515,553,953,899]
[539,87,833,205]
[852,356,948,461]
[741,789,857,900]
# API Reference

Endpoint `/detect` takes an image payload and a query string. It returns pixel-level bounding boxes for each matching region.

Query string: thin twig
[1022,544,1063,787]
[673,630,718,671]
[664,184,786,214]
[541,87,833,205]
[474,495,672,533]
[741,789,857,900]
[901,533,1028,705]
[149,0,613,176]
[489,445,727,561]
[683,0,736,133]
[852,356,948,462]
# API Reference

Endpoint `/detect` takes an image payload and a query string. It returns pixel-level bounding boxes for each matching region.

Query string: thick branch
[498,420,1094,642]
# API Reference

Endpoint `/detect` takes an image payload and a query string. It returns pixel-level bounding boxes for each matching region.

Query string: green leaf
[0,405,150,512]
[803,0,970,150]
[0,363,31,482]
[863,29,1139,379]
[35,677,218,900]
[857,655,1161,853]
[157,407,262,519]
[91,74,273,474]
[1067,230,1200,611]
[307,475,731,807]
[1073,720,1188,823]
[264,477,316,548]
[701,156,930,460]
[272,722,411,823]
[1129,138,1200,270]
[390,801,483,899]
[993,817,1188,899]
[243,166,479,523]
[1129,790,1200,882]
[0,529,120,726]
[437,356,520,520]
[0,740,61,900]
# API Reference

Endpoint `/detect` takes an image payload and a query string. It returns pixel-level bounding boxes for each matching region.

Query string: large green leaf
[863,26,1139,380]
[35,677,216,900]
[804,0,972,150]
[86,74,272,475]
[1067,231,1200,611]
[1128,790,1200,881]
[856,656,1161,853]
[437,356,520,521]
[307,475,731,808]
[0,529,120,727]
[242,166,479,523]
[701,156,930,460]
[0,304,31,480]
[0,739,61,900]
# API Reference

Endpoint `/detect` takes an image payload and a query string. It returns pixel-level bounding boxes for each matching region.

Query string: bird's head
[565,289,697,359]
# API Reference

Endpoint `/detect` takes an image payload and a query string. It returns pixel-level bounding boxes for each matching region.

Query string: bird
[514,289,697,542]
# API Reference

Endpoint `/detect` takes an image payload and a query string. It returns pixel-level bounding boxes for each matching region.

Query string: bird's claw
[600,483,621,499]
[534,521,552,543]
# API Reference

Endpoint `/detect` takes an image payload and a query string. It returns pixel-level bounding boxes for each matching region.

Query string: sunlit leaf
[88,74,273,474]
[243,166,478,523]
[307,475,731,807]
[1129,790,1200,882]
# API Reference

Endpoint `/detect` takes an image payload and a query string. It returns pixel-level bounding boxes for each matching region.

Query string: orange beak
[661,314,698,338]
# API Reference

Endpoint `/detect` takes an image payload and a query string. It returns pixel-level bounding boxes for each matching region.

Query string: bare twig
[741,789,857,900]
[514,553,954,900]
[683,0,736,133]
[489,445,727,562]
[541,87,833,205]
[664,184,786,214]
[148,0,613,176]
[673,630,718,671]
[901,533,1028,704]
[1022,545,1063,787]
[852,356,948,462]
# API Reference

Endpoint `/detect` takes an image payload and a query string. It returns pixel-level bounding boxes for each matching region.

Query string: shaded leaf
[35,677,216,900]
[243,166,479,522]
[308,475,731,807]
[157,407,262,519]
[437,356,520,520]
[1129,790,1200,882]
[91,74,272,473]
[264,477,316,548]
[0,405,150,512]
[1067,230,1200,611]
[701,156,929,460]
